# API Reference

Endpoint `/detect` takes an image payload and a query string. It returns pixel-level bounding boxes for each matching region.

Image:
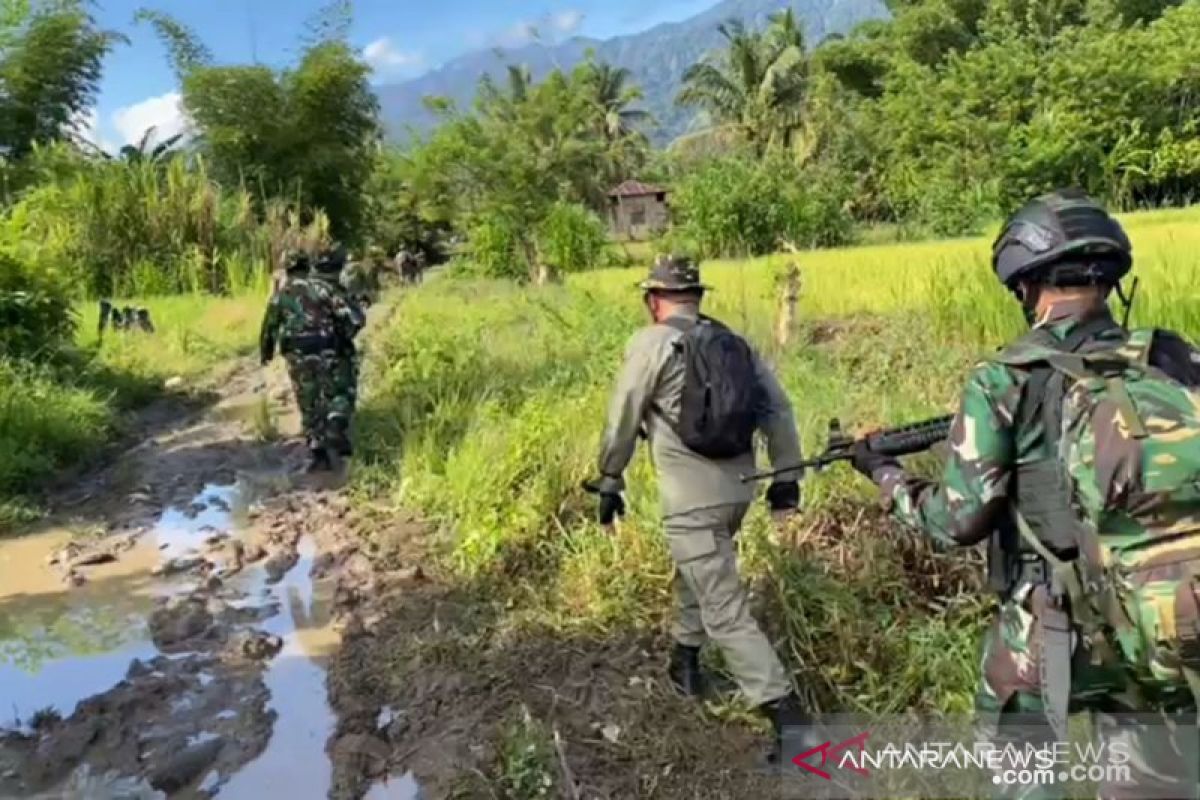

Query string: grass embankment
[350,206,1200,792]
[1,289,266,529]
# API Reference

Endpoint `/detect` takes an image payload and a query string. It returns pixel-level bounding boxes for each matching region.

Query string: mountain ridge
[377,0,888,144]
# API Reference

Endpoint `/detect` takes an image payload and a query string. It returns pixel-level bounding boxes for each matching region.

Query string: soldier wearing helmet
[260,245,363,471]
[849,189,1200,792]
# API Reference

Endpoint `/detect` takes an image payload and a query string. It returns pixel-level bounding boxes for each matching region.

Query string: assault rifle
[741,415,954,483]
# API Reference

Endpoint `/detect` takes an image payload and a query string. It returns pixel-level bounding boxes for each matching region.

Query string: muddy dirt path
[0,299,423,800]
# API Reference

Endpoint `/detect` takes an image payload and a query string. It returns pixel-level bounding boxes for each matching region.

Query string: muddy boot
[306,447,333,473]
[760,692,807,767]
[667,643,705,698]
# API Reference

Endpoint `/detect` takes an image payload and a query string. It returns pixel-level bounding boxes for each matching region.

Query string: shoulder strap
[662,316,697,335]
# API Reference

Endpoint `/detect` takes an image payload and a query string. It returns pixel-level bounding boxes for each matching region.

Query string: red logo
[792,732,871,780]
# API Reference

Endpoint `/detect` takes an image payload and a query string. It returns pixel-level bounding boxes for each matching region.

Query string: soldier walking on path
[312,246,366,454]
[588,254,807,760]
[851,189,1200,797]
[259,249,363,472]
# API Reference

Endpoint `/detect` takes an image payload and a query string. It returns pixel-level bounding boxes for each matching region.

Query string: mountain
[376,0,888,144]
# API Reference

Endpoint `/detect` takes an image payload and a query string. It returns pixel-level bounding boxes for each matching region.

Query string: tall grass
[355,204,1200,714]
[1,145,326,298]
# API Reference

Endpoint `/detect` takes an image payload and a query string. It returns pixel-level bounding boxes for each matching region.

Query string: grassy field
[0,287,267,529]
[353,204,1200,747]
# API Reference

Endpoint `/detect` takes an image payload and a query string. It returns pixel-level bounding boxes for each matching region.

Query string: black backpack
[663,316,762,459]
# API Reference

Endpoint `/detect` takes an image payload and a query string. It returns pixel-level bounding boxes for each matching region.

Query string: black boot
[667,644,705,698]
[327,416,353,457]
[759,692,807,766]
[306,446,333,473]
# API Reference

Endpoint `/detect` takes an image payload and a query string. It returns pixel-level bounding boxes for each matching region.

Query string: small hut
[607,180,670,240]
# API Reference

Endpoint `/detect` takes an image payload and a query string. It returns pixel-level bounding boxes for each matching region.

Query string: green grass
[354,203,1200,718]
[0,289,266,530]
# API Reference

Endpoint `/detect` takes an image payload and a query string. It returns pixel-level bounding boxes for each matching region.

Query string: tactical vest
[985,314,1125,595]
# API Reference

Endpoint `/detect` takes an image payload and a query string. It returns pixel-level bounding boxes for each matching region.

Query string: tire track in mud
[0,295,423,799]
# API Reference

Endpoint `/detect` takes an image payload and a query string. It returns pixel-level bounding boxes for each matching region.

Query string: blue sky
[83,0,712,150]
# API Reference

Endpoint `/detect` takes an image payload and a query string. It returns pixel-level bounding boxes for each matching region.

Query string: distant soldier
[587,254,806,761]
[312,245,366,453]
[395,248,424,285]
[340,249,380,308]
[259,249,363,471]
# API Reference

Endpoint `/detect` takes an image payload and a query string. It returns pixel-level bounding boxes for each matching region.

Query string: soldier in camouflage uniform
[259,249,363,471]
[852,190,1200,797]
[340,248,381,308]
[311,246,366,457]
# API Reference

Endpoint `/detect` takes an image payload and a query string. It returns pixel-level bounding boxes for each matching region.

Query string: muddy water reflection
[0,529,160,720]
[0,479,422,800]
[219,536,342,798]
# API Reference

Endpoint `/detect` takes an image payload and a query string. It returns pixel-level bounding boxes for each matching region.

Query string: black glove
[765,481,800,512]
[850,438,900,481]
[597,492,626,525]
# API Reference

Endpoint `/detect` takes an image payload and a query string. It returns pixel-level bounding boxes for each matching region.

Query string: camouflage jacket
[875,299,1127,549]
[878,298,1200,556]
[259,276,361,362]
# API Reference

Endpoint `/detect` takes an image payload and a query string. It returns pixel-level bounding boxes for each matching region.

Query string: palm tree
[477,64,533,121]
[583,61,651,142]
[676,14,808,155]
[117,125,184,164]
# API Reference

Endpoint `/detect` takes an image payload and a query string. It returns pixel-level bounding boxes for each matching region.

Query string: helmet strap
[1014,282,1042,326]
[1114,276,1140,330]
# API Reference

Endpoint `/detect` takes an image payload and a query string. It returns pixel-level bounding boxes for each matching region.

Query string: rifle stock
[741,415,954,483]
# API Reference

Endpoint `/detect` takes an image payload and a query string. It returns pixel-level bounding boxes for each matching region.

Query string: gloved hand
[851,438,900,482]
[765,481,800,512]
[597,492,626,526]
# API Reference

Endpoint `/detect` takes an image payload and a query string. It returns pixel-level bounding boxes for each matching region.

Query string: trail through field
[0,298,423,800]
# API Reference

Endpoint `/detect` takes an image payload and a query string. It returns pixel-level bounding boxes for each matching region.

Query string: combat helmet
[315,243,347,275]
[992,188,1132,291]
[639,254,710,292]
[281,248,310,273]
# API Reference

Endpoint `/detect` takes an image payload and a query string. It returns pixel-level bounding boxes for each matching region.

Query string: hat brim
[638,280,712,291]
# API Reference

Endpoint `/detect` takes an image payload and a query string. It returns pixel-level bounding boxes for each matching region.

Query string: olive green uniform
[596,305,802,706]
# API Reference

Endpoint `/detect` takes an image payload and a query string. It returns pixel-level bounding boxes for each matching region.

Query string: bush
[534,202,610,274]
[465,215,526,280]
[0,359,110,496]
[670,157,854,258]
[0,250,74,360]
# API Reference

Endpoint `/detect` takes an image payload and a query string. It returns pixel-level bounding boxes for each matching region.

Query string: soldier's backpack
[996,324,1200,729]
[663,316,763,459]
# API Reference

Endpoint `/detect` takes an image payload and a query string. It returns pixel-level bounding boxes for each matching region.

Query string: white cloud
[550,9,585,35]
[112,92,192,150]
[362,37,424,74]
[497,9,585,47]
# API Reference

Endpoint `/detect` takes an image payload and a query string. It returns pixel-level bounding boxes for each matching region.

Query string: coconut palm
[676,13,809,155]
[582,61,651,142]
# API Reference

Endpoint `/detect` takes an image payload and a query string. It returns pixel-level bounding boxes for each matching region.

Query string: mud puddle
[0,476,417,799]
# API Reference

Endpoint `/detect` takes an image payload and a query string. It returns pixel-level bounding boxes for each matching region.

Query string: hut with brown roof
[607,180,670,240]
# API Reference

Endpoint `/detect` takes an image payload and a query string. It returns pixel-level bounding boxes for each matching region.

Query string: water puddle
[0,479,420,798]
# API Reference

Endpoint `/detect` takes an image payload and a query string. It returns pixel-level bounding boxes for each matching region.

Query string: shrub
[534,202,610,274]
[670,157,854,258]
[465,215,525,280]
[0,250,74,360]
[0,359,110,496]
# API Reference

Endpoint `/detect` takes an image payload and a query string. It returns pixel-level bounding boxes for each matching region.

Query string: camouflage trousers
[284,350,356,451]
[978,585,1198,799]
